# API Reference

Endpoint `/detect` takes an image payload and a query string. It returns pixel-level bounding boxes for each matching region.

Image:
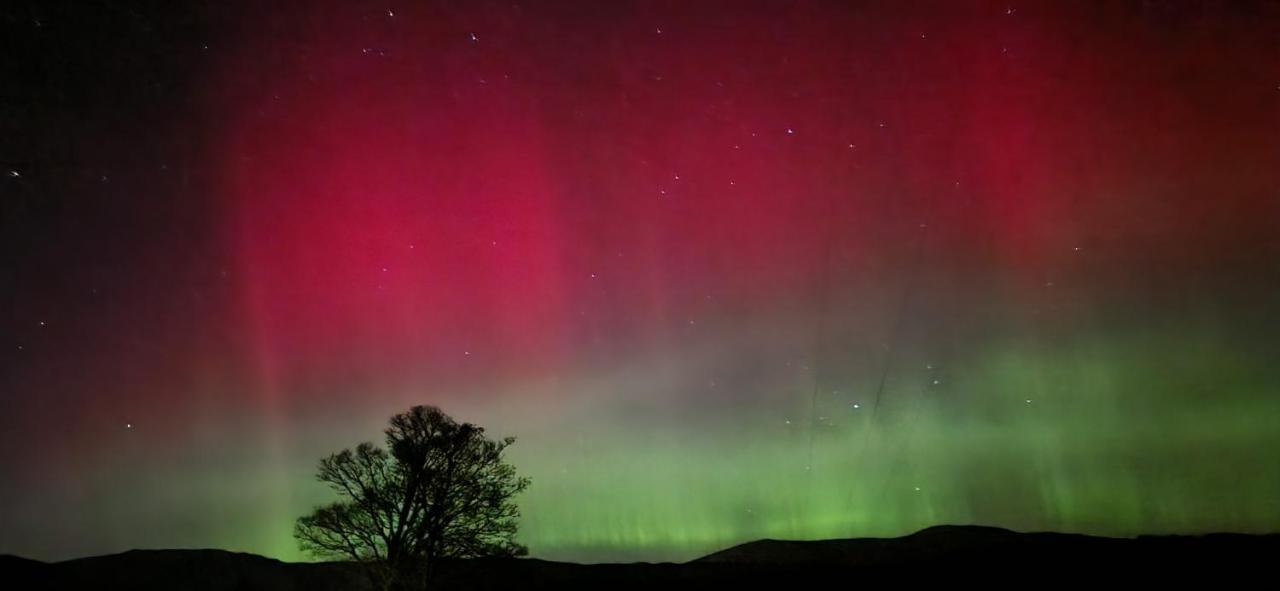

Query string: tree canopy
[295,405,529,588]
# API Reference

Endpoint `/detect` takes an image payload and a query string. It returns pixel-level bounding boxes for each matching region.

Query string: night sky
[3,0,1279,563]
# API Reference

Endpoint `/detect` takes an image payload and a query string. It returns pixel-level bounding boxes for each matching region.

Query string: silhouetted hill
[699,524,1280,570]
[7,526,1279,589]
[14,549,369,591]
[0,554,50,580]
[696,524,1104,565]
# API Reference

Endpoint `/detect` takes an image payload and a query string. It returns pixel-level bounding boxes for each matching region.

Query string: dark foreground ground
[6,525,1279,590]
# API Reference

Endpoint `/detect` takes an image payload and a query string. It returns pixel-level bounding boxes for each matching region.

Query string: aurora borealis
[2,0,1279,564]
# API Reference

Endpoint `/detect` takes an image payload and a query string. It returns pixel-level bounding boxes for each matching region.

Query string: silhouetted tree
[295,405,530,590]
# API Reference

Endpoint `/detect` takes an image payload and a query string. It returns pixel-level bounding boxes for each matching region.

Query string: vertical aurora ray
[2,0,1278,563]
[171,0,1280,561]
[493,307,1280,562]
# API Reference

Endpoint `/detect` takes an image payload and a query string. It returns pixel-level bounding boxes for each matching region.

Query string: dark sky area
[2,0,1278,562]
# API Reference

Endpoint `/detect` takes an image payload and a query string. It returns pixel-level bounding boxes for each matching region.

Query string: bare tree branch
[295,405,530,589]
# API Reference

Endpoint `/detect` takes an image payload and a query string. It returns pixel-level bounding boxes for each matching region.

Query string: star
[786,128,795,135]
[469,32,478,42]
[126,423,133,429]
[7,170,19,177]
[852,403,861,410]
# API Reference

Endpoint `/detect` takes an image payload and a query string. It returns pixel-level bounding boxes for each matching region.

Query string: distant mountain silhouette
[7,526,1279,589]
[696,524,1106,565]
[698,524,1280,570]
[0,554,49,580]
[10,549,368,591]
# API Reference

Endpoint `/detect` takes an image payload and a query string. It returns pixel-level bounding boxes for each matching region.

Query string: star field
[2,0,1279,563]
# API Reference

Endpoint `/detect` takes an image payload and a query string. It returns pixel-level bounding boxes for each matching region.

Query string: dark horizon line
[9,523,1280,566]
